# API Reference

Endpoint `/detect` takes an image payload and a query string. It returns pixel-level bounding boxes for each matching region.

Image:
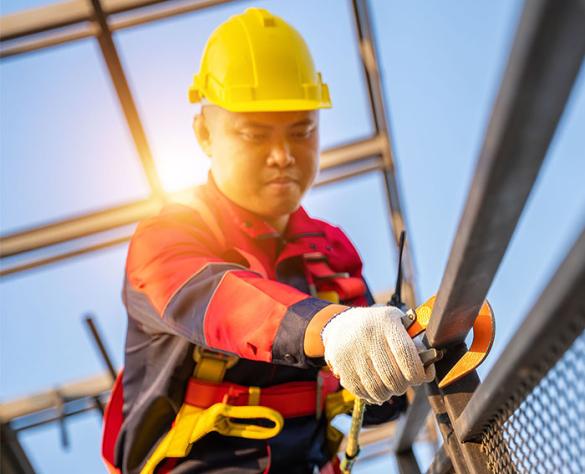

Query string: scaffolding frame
[1,0,584,472]
[0,0,417,469]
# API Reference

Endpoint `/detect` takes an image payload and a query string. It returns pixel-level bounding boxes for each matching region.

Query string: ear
[193,113,213,157]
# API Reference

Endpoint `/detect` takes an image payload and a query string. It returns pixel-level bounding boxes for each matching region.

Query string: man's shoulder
[138,186,213,228]
[130,186,222,250]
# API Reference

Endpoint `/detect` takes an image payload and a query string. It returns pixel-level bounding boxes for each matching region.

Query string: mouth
[266,177,297,185]
[264,177,300,194]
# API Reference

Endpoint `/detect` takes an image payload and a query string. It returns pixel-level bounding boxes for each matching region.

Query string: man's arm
[125,204,347,368]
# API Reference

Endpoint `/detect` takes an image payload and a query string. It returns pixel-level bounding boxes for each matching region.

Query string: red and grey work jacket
[104,177,406,473]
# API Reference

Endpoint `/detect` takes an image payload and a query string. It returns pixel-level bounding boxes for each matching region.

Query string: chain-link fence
[481,329,585,474]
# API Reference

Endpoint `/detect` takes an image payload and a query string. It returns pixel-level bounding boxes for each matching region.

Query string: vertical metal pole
[349,0,418,308]
[87,0,166,202]
[84,314,118,382]
[0,424,36,474]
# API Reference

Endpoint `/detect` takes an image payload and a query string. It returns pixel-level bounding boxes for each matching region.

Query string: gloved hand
[321,305,435,405]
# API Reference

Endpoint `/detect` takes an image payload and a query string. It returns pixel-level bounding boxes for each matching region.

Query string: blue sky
[1,0,584,472]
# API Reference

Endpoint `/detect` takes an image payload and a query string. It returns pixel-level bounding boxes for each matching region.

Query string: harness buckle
[193,346,239,368]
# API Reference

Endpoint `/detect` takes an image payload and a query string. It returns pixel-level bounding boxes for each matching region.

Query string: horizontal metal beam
[426,0,585,348]
[0,198,162,258]
[0,0,237,58]
[0,158,384,277]
[0,372,112,423]
[0,136,385,259]
[320,135,386,170]
[454,227,585,442]
[1,0,177,41]
[0,23,99,59]
[0,235,131,277]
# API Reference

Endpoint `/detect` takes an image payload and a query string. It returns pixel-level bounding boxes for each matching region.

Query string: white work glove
[321,305,435,405]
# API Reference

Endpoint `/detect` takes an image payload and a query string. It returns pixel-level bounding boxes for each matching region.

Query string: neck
[266,214,290,234]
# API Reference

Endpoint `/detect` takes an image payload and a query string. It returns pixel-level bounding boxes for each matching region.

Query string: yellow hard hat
[188,8,332,112]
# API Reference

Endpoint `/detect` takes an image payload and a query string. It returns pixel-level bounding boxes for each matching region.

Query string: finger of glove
[336,356,377,404]
[412,334,436,383]
[359,356,394,404]
[329,334,393,404]
[424,363,436,383]
[371,339,409,396]
[385,317,427,385]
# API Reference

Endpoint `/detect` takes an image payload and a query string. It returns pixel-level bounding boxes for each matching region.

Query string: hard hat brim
[193,96,332,112]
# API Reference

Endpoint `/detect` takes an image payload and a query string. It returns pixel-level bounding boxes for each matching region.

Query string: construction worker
[101,8,434,474]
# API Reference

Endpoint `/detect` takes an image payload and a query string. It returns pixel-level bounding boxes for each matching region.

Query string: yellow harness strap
[192,346,237,382]
[141,403,284,474]
[323,385,356,456]
[317,291,340,304]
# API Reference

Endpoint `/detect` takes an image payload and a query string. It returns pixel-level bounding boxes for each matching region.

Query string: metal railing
[0,0,418,470]
[392,0,585,472]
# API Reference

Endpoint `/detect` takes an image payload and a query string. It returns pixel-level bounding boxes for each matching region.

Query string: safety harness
[102,194,365,473]
[102,344,355,473]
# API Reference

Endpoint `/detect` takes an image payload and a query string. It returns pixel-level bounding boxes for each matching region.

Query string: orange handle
[404,296,495,388]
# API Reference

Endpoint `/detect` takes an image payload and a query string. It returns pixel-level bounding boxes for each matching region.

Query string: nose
[267,139,295,168]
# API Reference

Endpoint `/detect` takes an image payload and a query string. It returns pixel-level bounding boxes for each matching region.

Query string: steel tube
[350,0,418,307]
[426,0,585,348]
[89,0,165,199]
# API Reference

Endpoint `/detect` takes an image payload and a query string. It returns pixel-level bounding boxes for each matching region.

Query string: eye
[239,131,267,143]
[291,127,316,140]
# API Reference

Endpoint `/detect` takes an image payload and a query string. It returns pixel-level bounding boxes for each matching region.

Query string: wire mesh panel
[481,329,585,473]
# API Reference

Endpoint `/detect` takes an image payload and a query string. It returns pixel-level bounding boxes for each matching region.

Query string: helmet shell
[188,8,332,111]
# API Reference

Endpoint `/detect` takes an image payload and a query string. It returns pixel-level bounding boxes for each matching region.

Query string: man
[102,8,433,473]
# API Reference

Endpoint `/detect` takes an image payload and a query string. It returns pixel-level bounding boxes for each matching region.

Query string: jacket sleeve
[123,204,336,369]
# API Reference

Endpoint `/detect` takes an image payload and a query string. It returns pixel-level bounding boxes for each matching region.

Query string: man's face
[195,106,320,221]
